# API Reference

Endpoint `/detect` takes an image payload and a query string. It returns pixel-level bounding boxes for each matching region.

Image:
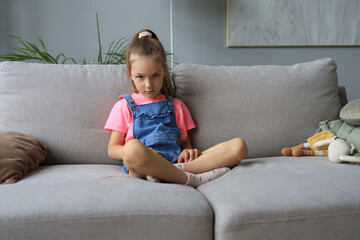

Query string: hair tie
[138,31,152,39]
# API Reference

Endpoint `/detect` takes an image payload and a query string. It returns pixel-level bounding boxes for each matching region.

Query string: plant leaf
[104,39,116,62]
[0,35,77,64]
[67,57,77,64]
[37,36,48,52]
[96,12,103,63]
[103,37,128,64]
[13,47,33,56]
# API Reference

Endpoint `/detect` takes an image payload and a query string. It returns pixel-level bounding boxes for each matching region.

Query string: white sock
[175,163,230,187]
[185,167,230,187]
[173,163,185,171]
[147,163,230,186]
[146,175,162,183]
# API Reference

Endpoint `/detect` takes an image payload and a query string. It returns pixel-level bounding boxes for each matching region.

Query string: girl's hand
[178,148,201,163]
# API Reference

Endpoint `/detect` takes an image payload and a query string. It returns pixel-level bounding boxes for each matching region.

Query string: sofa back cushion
[0,62,132,164]
[173,58,342,158]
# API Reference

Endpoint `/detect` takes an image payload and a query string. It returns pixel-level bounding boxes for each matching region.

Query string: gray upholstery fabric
[197,157,360,240]
[0,164,213,240]
[0,62,132,164]
[338,85,348,107]
[173,58,342,158]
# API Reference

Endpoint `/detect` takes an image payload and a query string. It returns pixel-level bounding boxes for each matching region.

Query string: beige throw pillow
[340,99,360,126]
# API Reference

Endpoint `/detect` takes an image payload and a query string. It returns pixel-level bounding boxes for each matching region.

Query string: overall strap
[165,95,175,111]
[121,94,138,113]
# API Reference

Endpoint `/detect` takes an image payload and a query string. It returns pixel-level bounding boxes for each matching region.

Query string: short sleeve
[104,100,131,133]
[174,98,196,144]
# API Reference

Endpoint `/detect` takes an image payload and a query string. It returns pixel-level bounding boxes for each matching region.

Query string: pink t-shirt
[105,93,195,145]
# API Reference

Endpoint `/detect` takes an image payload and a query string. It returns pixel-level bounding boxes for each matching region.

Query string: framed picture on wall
[227,0,360,47]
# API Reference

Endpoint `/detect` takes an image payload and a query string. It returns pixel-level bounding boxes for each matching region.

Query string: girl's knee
[229,138,248,160]
[232,137,247,148]
[123,139,143,155]
[122,139,148,168]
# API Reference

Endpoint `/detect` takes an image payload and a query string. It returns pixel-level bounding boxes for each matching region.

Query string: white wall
[1,0,359,100]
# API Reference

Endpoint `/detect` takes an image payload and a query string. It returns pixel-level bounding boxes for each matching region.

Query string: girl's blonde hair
[126,29,174,96]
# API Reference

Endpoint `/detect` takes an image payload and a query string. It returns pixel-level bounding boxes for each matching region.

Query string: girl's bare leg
[122,139,188,184]
[183,138,248,174]
[122,138,247,186]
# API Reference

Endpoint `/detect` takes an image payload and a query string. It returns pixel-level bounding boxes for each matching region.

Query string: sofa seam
[216,211,360,227]
[0,213,213,228]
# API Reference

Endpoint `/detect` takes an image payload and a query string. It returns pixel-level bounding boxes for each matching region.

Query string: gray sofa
[1,58,359,240]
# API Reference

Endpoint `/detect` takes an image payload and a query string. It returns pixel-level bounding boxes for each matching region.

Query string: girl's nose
[145,79,152,88]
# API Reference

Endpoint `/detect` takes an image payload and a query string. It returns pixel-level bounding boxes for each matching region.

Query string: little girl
[105,29,248,187]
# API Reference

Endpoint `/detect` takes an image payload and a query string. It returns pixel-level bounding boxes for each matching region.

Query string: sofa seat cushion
[197,157,360,240]
[0,164,213,240]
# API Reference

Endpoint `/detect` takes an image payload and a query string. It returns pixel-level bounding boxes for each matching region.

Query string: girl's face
[128,56,165,98]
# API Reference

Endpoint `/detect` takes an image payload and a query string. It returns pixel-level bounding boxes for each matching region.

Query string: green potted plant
[0,13,129,65]
[0,13,175,67]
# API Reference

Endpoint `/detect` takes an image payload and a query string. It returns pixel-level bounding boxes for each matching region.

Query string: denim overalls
[121,94,182,174]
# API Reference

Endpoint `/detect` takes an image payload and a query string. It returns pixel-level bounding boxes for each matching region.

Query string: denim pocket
[144,133,181,163]
[144,133,179,148]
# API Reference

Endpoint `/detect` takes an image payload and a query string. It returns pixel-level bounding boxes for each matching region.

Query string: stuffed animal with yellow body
[282,131,336,157]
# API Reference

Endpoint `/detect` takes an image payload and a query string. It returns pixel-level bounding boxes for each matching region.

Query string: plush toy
[327,137,357,163]
[282,98,360,164]
[282,121,360,164]
[281,131,336,157]
[317,119,360,164]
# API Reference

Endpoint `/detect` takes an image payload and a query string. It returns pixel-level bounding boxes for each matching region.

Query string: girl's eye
[136,76,143,80]
[153,74,159,78]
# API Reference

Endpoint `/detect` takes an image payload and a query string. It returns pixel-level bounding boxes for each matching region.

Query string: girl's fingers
[179,149,203,163]
[189,149,201,161]
[188,150,195,161]
[183,151,190,162]
[178,152,187,163]
[194,149,201,159]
